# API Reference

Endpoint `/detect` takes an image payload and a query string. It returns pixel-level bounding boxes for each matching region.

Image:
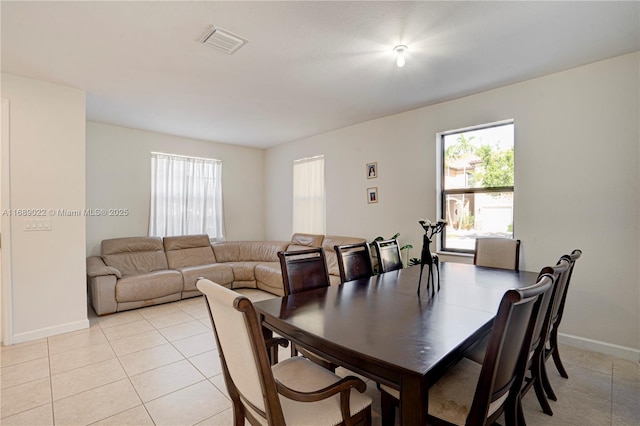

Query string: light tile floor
[1,290,638,425]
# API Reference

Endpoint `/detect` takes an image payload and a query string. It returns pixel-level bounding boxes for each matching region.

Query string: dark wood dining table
[253,262,539,426]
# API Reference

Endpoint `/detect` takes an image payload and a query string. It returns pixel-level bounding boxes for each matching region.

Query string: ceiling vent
[199,26,248,54]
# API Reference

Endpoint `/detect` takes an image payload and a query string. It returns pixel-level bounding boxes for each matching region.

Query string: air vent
[199,26,248,54]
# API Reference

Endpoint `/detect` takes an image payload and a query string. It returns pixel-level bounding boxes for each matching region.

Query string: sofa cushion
[115,270,183,303]
[212,241,289,263]
[255,263,285,295]
[179,263,234,293]
[290,233,324,248]
[228,262,262,282]
[322,235,368,276]
[102,237,168,276]
[164,234,216,269]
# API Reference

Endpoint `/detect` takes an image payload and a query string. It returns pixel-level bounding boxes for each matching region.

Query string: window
[149,152,225,241]
[292,155,326,234]
[439,122,514,252]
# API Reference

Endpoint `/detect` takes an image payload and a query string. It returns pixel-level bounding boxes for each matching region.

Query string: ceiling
[2,1,638,148]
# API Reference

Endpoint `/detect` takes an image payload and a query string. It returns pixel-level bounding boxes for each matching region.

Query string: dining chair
[474,238,521,271]
[196,279,372,426]
[278,248,339,372]
[379,273,554,426]
[373,239,403,274]
[543,249,582,391]
[334,242,374,283]
[278,247,331,296]
[519,258,568,418]
[463,256,570,419]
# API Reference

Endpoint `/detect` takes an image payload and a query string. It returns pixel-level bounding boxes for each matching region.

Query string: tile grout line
[89,310,150,426]
[94,302,210,426]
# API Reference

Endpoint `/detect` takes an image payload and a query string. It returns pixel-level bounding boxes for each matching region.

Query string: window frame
[437,120,515,254]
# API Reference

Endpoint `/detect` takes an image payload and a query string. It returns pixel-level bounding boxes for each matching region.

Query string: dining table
[253,262,539,426]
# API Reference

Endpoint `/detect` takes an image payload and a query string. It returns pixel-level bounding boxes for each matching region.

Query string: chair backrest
[373,239,403,273]
[196,279,286,425]
[467,274,553,425]
[278,248,331,296]
[474,238,521,271]
[334,242,374,283]
[550,249,582,331]
[529,259,569,361]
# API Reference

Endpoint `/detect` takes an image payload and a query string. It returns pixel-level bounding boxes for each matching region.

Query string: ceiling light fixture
[393,45,408,68]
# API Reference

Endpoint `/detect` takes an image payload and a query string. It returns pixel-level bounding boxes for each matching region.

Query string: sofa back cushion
[102,237,168,276]
[288,233,325,251]
[164,234,216,269]
[212,241,289,263]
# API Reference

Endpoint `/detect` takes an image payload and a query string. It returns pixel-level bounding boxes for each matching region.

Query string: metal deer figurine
[417,219,446,297]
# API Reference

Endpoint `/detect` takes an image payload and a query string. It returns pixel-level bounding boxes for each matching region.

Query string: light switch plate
[24,219,51,231]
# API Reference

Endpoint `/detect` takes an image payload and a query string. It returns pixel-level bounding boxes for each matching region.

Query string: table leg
[259,314,279,365]
[399,375,428,426]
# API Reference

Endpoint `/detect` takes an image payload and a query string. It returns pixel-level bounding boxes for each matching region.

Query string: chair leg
[533,378,554,415]
[232,403,245,426]
[532,364,554,415]
[290,343,298,358]
[503,395,519,426]
[380,390,397,426]
[540,358,558,401]
[550,330,569,378]
[434,255,440,292]
[518,396,528,426]
[357,405,372,426]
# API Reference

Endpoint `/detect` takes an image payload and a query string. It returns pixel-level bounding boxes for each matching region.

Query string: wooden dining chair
[543,249,582,395]
[334,242,374,283]
[474,238,521,271]
[518,258,568,418]
[463,257,569,419]
[196,279,372,426]
[373,239,403,274]
[278,247,331,296]
[278,248,339,372]
[379,274,554,426]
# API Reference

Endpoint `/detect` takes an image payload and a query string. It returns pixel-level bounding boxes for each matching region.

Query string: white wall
[1,74,88,342]
[86,122,265,256]
[265,53,640,354]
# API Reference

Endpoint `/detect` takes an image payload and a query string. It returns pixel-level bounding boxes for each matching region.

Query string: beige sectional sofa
[86,233,366,315]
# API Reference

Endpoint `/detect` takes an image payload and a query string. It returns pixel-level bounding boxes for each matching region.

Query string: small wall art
[366,162,377,179]
[367,187,378,204]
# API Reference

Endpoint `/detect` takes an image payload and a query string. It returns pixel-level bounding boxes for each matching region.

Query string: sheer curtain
[292,155,326,234]
[149,152,225,241]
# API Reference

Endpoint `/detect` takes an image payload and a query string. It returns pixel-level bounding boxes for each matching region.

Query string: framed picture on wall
[366,162,377,179]
[367,187,378,204]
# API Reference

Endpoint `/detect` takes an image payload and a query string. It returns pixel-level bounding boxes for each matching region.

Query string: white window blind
[292,155,326,234]
[149,152,225,241]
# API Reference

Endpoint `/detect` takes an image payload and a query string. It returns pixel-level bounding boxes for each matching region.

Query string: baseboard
[559,332,640,362]
[8,318,90,345]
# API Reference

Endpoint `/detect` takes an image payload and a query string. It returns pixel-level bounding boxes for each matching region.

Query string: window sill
[436,251,474,264]
[436,251,473,258]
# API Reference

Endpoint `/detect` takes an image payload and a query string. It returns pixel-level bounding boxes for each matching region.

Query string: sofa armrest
[87,275,118,316]
[87,256,122,279]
